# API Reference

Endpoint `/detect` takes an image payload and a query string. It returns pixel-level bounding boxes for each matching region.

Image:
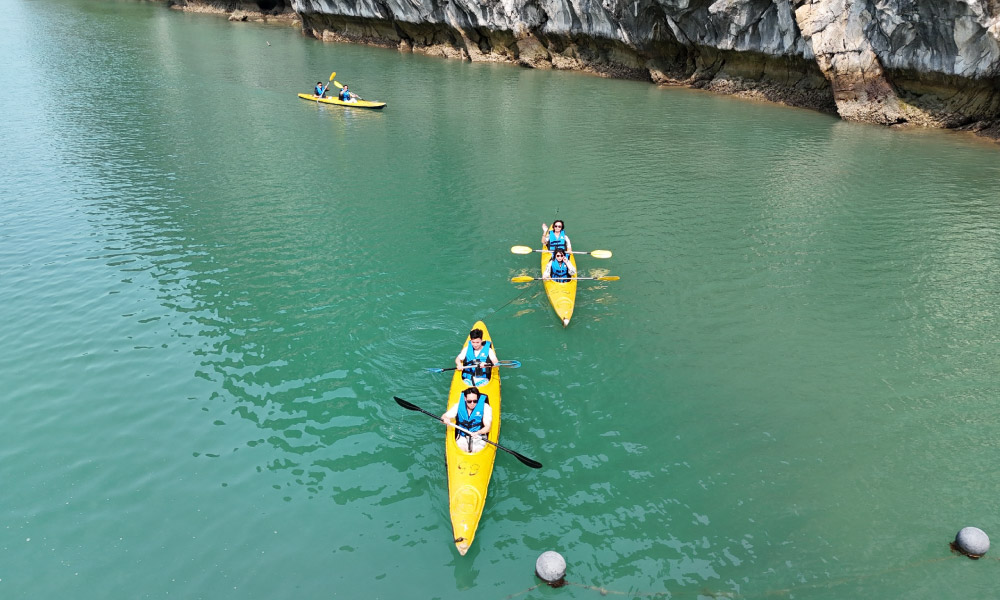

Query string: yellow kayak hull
[296,92,386,110]
[542,253,577,326]
[446,321,500,555]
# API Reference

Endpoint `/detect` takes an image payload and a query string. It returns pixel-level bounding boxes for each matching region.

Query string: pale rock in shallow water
[955,526,990,557]
[535,551,567,584]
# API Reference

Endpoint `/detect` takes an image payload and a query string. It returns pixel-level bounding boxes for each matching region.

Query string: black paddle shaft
[393,397,542,469]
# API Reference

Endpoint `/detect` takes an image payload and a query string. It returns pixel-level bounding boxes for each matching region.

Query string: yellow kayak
[541,252,578,326]
[445,321,500,555]
[296,92,386,110]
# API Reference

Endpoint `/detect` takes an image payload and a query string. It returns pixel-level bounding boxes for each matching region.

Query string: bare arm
[477,405,493,437]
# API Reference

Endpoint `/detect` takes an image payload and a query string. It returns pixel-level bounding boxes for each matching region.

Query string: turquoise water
[2,0,1000,597]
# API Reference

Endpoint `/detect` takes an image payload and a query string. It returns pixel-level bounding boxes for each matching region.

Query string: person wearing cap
[543,248,577,283]
[314,81,327,97]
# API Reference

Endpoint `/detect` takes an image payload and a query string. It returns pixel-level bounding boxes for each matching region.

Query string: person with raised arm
[542,219,573,255]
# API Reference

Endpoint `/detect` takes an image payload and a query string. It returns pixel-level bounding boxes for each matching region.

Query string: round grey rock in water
[956,527,990,557]
[535,551,567,584]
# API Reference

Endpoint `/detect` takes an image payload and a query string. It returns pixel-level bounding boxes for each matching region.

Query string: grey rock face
[796,0,1000,127]
[190,0,1000,135]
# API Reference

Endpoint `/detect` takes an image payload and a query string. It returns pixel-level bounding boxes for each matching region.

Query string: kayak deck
[296,92,386,109]
[445,321,500,555]
[541,252,578,326]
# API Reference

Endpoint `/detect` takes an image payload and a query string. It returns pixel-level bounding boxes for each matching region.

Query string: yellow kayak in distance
[445,321,501,556]
[541,251,578,326]
[296,93,386,110]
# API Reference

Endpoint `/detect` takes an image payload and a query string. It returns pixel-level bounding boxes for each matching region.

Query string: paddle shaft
[393,397,542,468]
[541,249,601,256]
[512,276,619,282]
[510,245,611,258]
[319,71,335,97]
[428,360,519,373]
[409,402,493,444]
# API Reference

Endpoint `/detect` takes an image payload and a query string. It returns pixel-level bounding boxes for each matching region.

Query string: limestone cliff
[174,0,1000,137]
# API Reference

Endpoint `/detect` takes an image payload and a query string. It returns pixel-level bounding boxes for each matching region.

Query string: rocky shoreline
[163,0,1000,142]
[166,0,299,25]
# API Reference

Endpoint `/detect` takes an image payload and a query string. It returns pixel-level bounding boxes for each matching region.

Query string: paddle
[393,396,542,468]
[511,275,620,282]
[510,246,612,259]
[318,71,335,97]
[425,360,521,373]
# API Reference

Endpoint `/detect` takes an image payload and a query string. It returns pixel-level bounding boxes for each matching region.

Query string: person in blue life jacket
[543,248,577,283]
[454,328,499,386]
[314,81,327,97]
[442,386,493,453]
[541,220,573,256]
[339,84,357,103]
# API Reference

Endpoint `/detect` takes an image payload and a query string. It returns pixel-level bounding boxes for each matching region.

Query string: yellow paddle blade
[510,245,533,254]
[596,276,620,281]
[333,80,343,89]
[329,72,336,81]
[510,276,535,283]
[590,250,613,259]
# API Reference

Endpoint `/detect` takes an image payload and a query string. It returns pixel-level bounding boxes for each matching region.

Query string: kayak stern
[541,253,578,326]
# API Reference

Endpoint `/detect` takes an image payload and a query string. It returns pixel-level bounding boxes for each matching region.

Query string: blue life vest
[462,341,492,384]
[456,393,488,438]
[546,230,567,252]
[315,84,325,96]
[341,88,351,101]
[549,259,571,283]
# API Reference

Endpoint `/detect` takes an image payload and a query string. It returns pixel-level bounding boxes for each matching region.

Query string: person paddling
[314,81,328,98]
[339,84,357,103]
[442,387,492,453]
[542,220,572,255]
[543,249,577,283]
[455,328,499,386]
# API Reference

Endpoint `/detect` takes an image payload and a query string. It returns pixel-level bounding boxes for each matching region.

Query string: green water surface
[2,1,1000,598]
